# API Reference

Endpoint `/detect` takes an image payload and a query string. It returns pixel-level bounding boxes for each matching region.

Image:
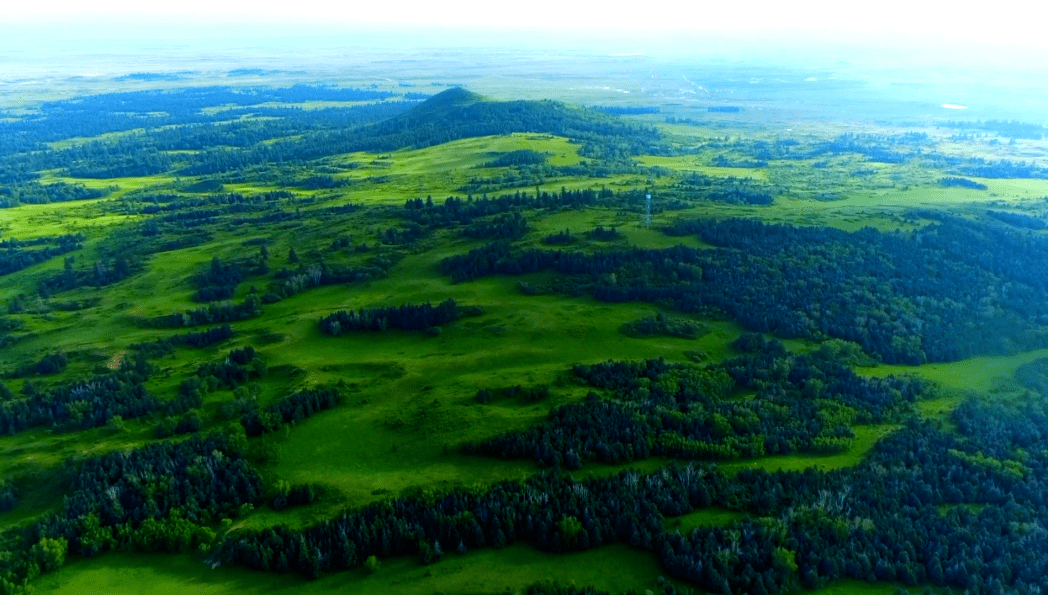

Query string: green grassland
[32,543,684,595]
[2,63,1048,595]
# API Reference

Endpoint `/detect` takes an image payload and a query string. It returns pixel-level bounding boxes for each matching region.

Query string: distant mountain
[350,87,662,155]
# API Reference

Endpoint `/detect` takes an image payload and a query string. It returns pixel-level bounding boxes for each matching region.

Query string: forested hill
[0,85,663,183]
[349,87,663,157]
[177,88,663,175]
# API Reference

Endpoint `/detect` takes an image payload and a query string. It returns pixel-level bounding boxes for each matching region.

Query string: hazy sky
[8,0,1045,46]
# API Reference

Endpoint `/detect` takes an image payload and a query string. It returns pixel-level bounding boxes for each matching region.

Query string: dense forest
[439,215,1048,363]
[467,338,925,466]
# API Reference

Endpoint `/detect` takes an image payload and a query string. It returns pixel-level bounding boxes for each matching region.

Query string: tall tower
[644,192,652,227]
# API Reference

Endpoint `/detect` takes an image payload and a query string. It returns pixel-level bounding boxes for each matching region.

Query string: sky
[6,0,1046,47]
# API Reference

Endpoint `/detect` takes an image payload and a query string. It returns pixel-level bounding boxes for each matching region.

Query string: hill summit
[416,87,484,110]
[389,87,486,123]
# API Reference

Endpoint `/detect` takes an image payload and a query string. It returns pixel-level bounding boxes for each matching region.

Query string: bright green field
[34,543,681,595]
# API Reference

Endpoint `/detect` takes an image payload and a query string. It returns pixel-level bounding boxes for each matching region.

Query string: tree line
[0,359,156,435]
[240,386,342,436]
[37,255,135,296]
[146,295,263,329]
[0,234,84,277]
[129,324,235,359]
[319,299,461,335]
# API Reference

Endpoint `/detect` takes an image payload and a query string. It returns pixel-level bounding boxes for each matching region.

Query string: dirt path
[106,350,127,370]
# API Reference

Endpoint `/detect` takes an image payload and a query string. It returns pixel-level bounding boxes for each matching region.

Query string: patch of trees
[130,324,235,359]
[295,175,349,190]
[587,226,621,241]
[266,262,387,302]
[177,323,236,348]
[0,234,84,277]
[543,229,577,245]
[0,317,25,348]
[0,479,16,512]
[986,209,1045,230]
[154,411,203,438]
[592,106,661,115]
[271,480,319,511]
[134,191,291,217]
[62,141,174,178]
[148,295,263,328]
[0,362,157,434]
[0,432,263,592]
[620,313,707,339]
[0,182,106,208]
[938,176,987,190]
[5,351,68,379]
[1014,358,1048,395]
[378,223,429,245]
[38,255,135,296]
[711,155,768,168]
[806,132,926,162]
[194,257,245,302]
[708,106,741,113]
[483,149,549,167]
[404,187,610,227]
[945,157,1048,179]
[463,212,531,240]
[163,346,267,416]
[194,346,268,390]
[466,345,922,467]
[941,119,1046,140]
[106,225,215,258]
[319,299,463,335]
[439,240,517,283]
[240,386,342,436]
[694,132,921,168]
[673,173,774,205]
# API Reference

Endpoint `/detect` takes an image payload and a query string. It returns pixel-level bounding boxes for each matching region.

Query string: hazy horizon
[2,12,1046,124]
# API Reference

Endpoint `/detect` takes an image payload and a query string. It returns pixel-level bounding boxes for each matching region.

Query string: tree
[31,537,67,572]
